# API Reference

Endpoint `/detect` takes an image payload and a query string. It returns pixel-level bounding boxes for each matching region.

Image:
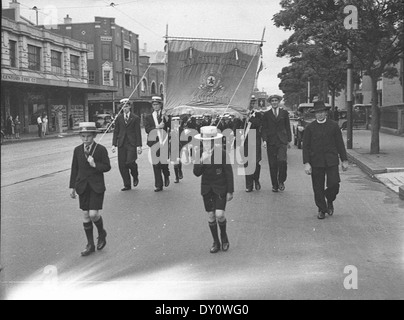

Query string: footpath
[2,128,404,199]
[342,129,404,200]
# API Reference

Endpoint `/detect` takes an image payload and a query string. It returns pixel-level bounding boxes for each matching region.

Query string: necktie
[157,111,162,124]
[125,114,129,124]
[85,145,90,157]
[274,109,278,118]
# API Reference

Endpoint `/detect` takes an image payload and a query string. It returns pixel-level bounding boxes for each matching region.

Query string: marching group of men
[69,94,349,256]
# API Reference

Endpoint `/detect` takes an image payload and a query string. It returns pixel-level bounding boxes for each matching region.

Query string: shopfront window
[70,55,80,76]
[28,45,41,71]
[51,50,62,74]
[9,40,17,67]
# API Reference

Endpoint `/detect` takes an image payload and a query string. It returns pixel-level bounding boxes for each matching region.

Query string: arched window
[141,78,148,93]
[159,83,164,95]
[151,81,157,95]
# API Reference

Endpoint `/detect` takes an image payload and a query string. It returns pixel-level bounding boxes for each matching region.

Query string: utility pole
[346,48,353,149]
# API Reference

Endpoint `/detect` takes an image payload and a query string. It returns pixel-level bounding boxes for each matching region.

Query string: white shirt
[37,116,42,124]
[316,118,327,124]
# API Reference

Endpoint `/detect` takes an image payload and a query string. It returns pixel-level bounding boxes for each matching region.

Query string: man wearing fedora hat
[262,94,292,192]
[303,101,349,219]
[193,126,234,254]
[144,96,171,192]
[70,122,111,256]
[112,98,143,191]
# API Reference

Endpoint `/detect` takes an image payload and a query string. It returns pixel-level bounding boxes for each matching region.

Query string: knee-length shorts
[203,190,227,212]
[79,185,105,211]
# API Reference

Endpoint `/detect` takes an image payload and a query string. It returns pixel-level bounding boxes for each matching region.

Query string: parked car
[339,104,371,130]
[292,102,331,149]
[93,114,114,132]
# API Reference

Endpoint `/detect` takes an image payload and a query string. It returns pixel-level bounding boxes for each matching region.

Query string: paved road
[1,134,403,300]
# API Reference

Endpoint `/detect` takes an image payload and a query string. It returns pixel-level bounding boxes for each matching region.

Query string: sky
[7,0,293,95]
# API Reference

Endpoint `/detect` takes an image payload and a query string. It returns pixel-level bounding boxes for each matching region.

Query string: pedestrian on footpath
[69,122,111,256]
[112,99,143,191]
[144,96,171,192]
[243,95,263,193]
[37,114,43,138]
[262,94,292,192]
[14,115,21,139]
[6,115,14,139]
[303,101,349,219]
[42,115,48,136]
[193,126,234,254]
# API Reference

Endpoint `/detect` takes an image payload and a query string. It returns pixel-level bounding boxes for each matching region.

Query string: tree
[273,0,404,154]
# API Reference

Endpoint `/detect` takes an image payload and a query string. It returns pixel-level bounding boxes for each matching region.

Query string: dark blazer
[243,111,263,161]
[144,113,171,148]
[112,113,142,149]
[303,119,348,168]
[193,151,234,196]
[261,108,292,145]
[69,143,111,195]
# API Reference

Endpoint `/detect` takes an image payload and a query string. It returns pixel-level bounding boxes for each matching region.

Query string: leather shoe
[154,187,163,192]
[255,180,261,191]
[272,187,279,193]
[210,242,221,254]
[327,201,334,216]
[317,210,326,219]
[121,186,131,191]
[246,187,253,193]
[164,177,170,187]
[97,230,107,251]
[279,182,285,191]
[81,244,95,257]
[133,177,139,187]
[222,241,230,252]
[174,177,180,183]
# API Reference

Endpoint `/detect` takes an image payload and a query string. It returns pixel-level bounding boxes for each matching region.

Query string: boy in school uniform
[193,126,234,254]
[70,122,111,257]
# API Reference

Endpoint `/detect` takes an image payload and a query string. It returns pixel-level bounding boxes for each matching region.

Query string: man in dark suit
[70,122,111,256]
[144,96,171,192]
[112,99,143,191]
[243,95,263,192]
[262,94,292,192]
[303,101,349,219]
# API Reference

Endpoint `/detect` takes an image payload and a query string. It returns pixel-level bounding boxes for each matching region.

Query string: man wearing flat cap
[303,101,349,219]
[112,99,143,191]
[262,94,292,192]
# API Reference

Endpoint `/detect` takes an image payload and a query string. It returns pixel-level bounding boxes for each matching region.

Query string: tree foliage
[273,0,404,153]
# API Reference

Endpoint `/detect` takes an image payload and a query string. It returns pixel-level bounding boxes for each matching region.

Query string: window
[141,78,147,93]
[116,46,122,61]
[87,44,94,60]
[88,71,95,84]
[28,45,41,71]
[103,70,111,86]
[124,48,130,62]
[159,84,164,95]
[151,82,157,95]
[102,44,111,60]
[51,50,62,74]
[70,55,80,76]
[9,40,17,67]
[125,69,132,87]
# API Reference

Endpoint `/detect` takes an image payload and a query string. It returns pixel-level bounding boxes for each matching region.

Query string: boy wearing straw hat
[70,122,111,257]
[194,126,234,254]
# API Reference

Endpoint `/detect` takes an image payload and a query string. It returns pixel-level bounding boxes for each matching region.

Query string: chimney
[9,0,21,21]
[64,14,72,24]
[143,43,147,53]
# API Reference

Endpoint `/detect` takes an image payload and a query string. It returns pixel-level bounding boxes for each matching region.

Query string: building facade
[1,1,115,133]
[48,16,145,118]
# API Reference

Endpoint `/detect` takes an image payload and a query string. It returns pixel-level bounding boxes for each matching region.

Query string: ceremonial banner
[165,40,262,117]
